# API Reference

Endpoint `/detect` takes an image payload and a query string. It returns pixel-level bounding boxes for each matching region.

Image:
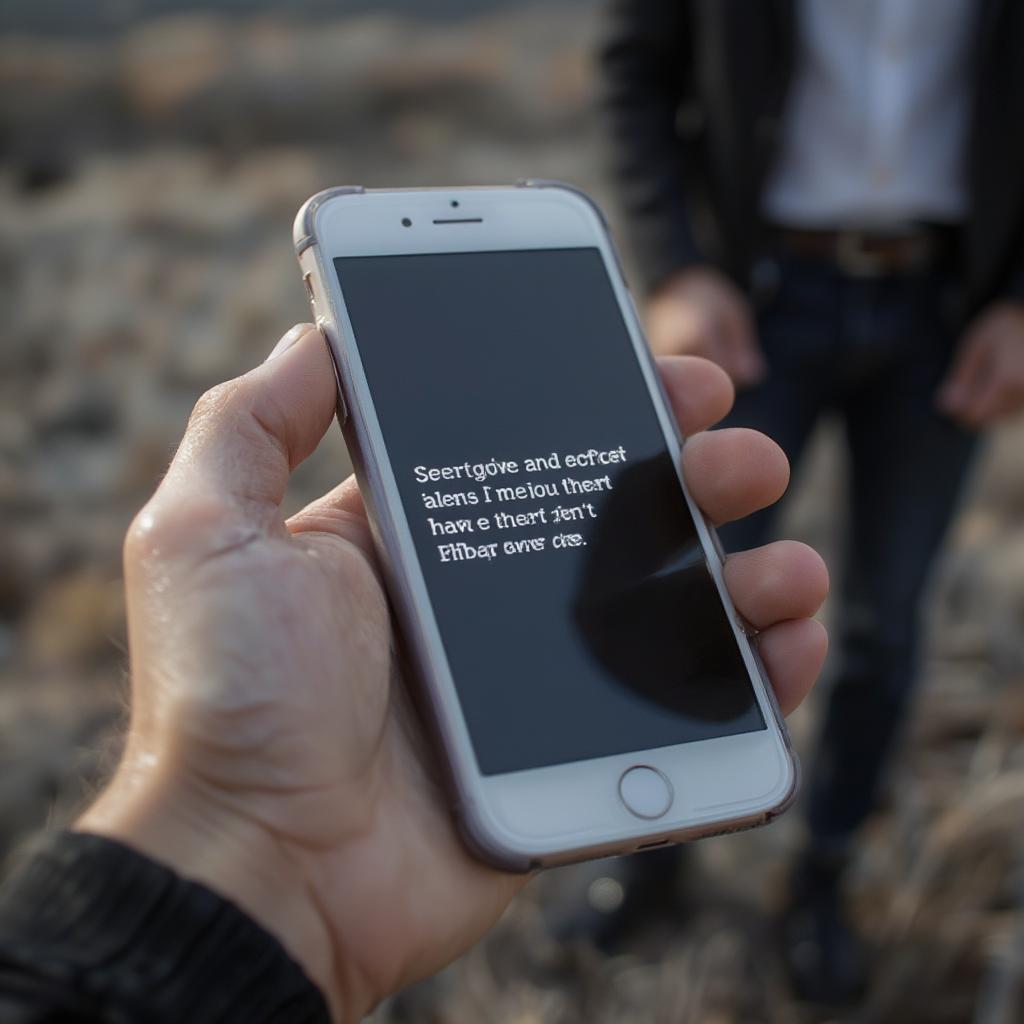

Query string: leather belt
[770,225,959,279]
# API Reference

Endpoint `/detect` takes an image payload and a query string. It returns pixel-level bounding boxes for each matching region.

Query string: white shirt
[762,0,975,228]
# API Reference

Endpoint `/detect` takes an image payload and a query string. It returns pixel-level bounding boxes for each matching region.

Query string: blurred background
[1,2,1023,1021]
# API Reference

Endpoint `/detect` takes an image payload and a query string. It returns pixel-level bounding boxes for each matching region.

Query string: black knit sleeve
[0,831,331,1024]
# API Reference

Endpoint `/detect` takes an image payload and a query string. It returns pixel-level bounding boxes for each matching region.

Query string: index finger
[656,355,735,435]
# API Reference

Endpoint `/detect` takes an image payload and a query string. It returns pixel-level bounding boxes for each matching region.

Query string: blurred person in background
[598,0,1024,1005]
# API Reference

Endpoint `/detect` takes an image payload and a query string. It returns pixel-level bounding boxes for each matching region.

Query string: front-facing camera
[402,217,412,227]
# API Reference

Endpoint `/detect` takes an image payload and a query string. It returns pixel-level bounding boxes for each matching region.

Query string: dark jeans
[719,254,977,847]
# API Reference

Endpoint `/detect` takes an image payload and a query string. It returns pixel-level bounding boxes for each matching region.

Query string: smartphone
[293,182,798,871]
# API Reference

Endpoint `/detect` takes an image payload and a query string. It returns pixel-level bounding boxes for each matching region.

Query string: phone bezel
[298,184,798,869]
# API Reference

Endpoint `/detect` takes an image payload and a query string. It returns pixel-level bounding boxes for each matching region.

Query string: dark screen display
[335,248,764,775]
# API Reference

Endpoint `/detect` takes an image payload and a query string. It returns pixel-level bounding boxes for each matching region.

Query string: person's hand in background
[646,266,766,387]
[77,324,828,1021]
[938,301,1024,429]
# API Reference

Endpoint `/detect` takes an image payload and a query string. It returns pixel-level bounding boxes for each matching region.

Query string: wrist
[77,761,350,1021]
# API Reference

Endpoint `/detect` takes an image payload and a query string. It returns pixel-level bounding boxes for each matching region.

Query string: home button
[618,765,674,819]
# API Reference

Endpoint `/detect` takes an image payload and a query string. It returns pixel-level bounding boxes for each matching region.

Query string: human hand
[646,266,766,387]
[937,301,1024,428]
[77,324,827,1021]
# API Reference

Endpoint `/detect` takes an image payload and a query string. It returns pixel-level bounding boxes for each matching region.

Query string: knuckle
[123,503,165,565]
[124,492,241,567]
[190,378,246,428]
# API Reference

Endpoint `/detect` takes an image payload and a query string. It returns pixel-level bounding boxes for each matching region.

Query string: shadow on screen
[572,453,762,726]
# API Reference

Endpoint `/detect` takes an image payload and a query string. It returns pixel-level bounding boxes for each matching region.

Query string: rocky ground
[2,8,1022,1022]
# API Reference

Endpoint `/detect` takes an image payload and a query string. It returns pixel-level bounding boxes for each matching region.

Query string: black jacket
[598,0,1024,314]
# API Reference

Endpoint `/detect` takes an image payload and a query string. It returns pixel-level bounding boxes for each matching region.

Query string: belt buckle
[835,232,889,279]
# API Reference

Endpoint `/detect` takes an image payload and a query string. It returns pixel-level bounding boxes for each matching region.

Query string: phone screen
[334,247,764,775]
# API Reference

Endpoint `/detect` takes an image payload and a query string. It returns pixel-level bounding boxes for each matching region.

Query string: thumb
[136,324,338,560]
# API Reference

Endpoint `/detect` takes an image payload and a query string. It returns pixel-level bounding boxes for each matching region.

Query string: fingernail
[265,323,310,362]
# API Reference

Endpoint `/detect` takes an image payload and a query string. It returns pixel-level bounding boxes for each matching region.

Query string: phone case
[293,181,800,872]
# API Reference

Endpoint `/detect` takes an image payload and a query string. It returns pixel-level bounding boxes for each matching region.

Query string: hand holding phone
[296,183,822,869]
[82,310,826,1017]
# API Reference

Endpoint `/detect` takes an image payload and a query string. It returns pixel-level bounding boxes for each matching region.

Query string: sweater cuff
[0,830,331,1023]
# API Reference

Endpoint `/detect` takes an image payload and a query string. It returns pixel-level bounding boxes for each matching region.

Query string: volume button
[317,317,348,427]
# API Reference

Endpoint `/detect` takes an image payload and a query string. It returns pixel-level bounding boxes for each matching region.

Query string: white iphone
[293,182,798,871]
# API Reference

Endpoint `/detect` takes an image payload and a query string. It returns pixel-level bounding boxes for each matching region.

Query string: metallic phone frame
[294,182,799,872]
